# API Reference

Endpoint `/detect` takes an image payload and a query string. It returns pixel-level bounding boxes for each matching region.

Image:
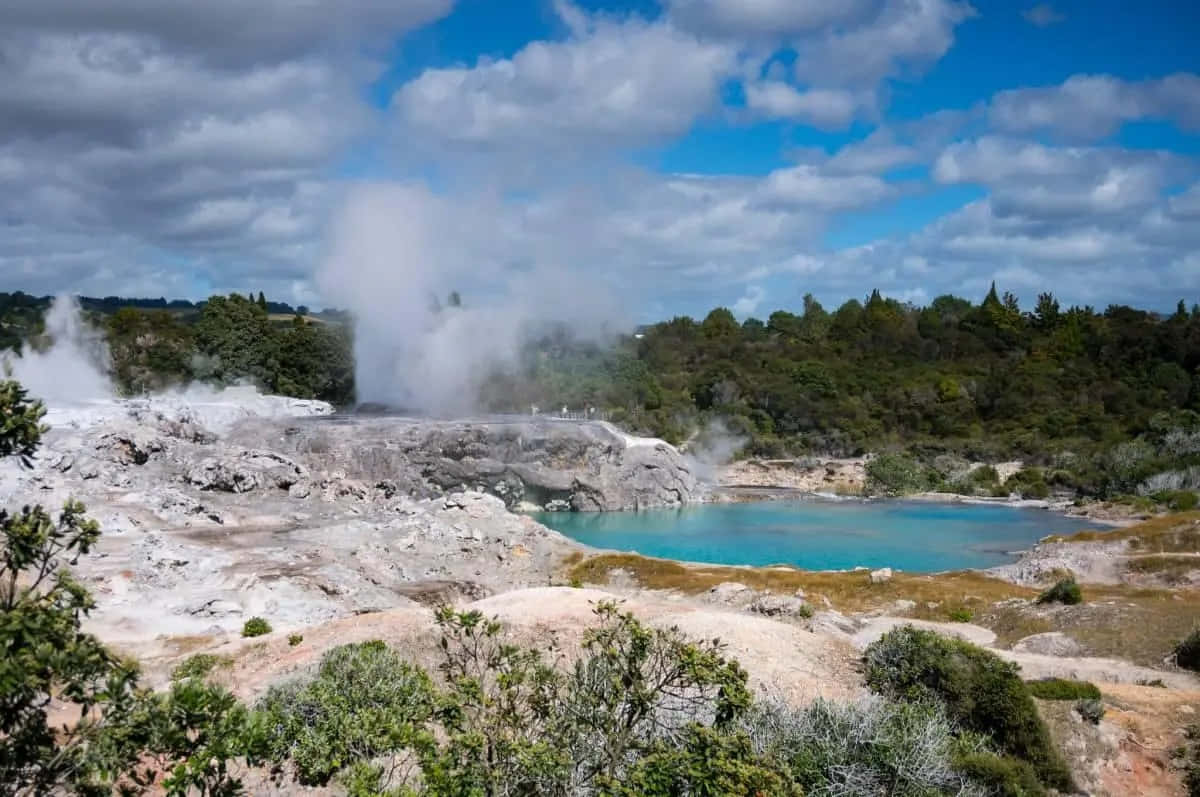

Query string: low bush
[1036,578,1083,605]
[1025,678,1101,701]
[863,625,1073,792]
[953,750,1046,797]
[171,653,231,682]
[258,640,436,786]
[947,606,974,623]
[866,453,934,497]
[745,696,983,796]
[1153,489,1200,511]
[1176,628,1200,671]
[241,617,272,637]
[287,633,303,647]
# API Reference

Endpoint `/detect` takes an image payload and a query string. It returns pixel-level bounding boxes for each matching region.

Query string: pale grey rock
[869,567,893,584]
[261,418,698,512]
[707,582,752,605]
[748,593,811,617]
[1013,632,1085,657]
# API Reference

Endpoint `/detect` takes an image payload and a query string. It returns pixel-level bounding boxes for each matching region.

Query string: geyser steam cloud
[316,183,625,414]
[4,295,113,406]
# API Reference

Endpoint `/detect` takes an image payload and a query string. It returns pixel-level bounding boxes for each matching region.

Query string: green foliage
[952,750,1046,797]
[0,380,46,465]
[747,697,981,796]
[1036,578,1083,606]
[1025,678,1101,701]
[607,725,794,797]
[863,625,1074,791]
[1156,489,1200,511]
[947,606,974,623]
[1175,628,1200,671]
[241,617,272,637]
[865,453,934,496]
[287,633,303,647]
[171,653,231,682]
[258,640,436,787]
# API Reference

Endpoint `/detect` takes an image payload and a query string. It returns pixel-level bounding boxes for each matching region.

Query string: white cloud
[743,82,867,128]
[666,0,881,38]
[990,73,1200,139]
[795,0,976,87]
[0,1,454,302]
[394,6,736,152]
[1022,4,1065,27]
[732,285,766,315]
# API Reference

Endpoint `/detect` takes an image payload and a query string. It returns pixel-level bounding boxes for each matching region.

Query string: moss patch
[567,553,1034,613]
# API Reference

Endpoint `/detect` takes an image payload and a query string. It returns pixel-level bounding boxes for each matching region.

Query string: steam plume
[315,182,625,413]
[4,296,113,406]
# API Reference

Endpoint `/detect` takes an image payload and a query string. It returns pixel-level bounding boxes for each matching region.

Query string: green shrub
[258,640,436,786]
[1036,578,1083,605]
[953,750,1046,797]
[796,603,814,619]
[1154,489,1200,511]
[1076,699,1105,724]
[947,606,974,623]
[863,626,1073,792]
[287,633,303,647]
[746,697,983,796]
[1025,678,1101,701]
[241,617,272,637]
[171,653,231,682]
[1176,628,1200,671]
[866,453,934,497]
[968,464,1000,485]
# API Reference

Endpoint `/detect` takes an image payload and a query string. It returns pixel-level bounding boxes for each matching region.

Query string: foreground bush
[863,625,1074,792]
[259,641,436,786]
[744,696,984,796]
[1176,628,1200,671]
[1036,577,1083,605]
[1026,678,1101,701]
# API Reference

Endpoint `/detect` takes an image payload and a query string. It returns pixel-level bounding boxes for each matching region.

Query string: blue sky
[1,0,1198,321]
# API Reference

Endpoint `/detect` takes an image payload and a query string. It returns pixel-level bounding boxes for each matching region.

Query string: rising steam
[315,182,625,414]
[4,296,114,406]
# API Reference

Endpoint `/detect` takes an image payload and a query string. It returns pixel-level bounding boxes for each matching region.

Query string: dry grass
[1125,554,1200,584]
[566,553,1034,613]
[1045,512,1200,550]
[567,552,1200,667]
[981,586,1200,666]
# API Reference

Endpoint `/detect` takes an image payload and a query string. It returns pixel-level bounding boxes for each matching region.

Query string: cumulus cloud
[933,137,1185,218]
[794,0,976,87]
[0,0,455,301]
[743,82,869,128]
[990,73,1200,139]
[393,5,736,155]
[666,0,881,38]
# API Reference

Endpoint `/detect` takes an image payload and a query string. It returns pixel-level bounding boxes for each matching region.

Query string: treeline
[0,291,355,405]
[500,286,1200,456]
[106,293,355,404]
[0,290,349,321]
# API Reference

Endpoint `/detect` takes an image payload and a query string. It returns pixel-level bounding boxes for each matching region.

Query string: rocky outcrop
[266,417,700,512]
